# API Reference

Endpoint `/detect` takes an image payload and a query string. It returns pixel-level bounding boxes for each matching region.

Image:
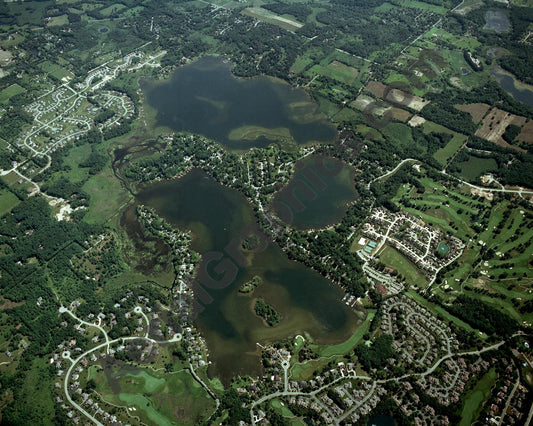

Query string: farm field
[454,155,498,181]
[0,189,20,216]
[0,84,25,104]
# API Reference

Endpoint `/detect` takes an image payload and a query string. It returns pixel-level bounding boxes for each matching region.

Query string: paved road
[366,158,418,189]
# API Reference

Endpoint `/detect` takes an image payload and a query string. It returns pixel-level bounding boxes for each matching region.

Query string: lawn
[271,398,297,419]
[379,245,428,288]
[0,189,20,217]
[459,368,496,426]
[46,15,69,26]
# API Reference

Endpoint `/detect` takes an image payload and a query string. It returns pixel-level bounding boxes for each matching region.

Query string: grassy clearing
[0,189,19,217]
[459,368,497,426]
[100,3,127,17]
[456,155,498,181]
[382,123,415,149]
[392,0,448,13]
[379,245,428,288]
[0,84,25,104]
[433,136,466,166]
[39,61,74,81]
[308,61,359,85]
[82,167,132,224]
[46,15,69,27]
[421,120,467,166]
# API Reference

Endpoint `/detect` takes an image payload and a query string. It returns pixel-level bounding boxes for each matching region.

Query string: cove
[144,56,336,149]
[136,169,358,383]
[271,154,358,230]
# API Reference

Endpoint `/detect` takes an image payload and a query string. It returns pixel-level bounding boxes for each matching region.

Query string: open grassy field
[393,0,448,13]
[459,368,497,426]
[82,166,132,224]
[39,61,74,81]
[0,84,25,104]
[0,189,20,217]
[308,61,359,85]
[455,155,498,181]
[421,120,467,166]
[379,245,428,288]
[99,3,127,17]
[46,15,69,26]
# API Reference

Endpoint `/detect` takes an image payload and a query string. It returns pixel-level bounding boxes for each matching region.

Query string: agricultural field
[0,84,25,104]
[38,61,74,81]
[454,155,498,181]
[307,61,359,85]
[475,108,527,151]
[455,103,491,124]
[0,189,20,216]
[421,120,467,166]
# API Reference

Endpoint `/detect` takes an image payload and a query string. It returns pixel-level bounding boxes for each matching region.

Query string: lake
[144,56,336,149]
[136,169,359,382]
[271,155,358,229]
[491,68,533,108]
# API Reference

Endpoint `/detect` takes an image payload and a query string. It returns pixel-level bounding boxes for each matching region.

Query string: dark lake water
[137,169,358,382]
[271,155,358,229]
[492,69,533,108]
[144,56,336,149]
